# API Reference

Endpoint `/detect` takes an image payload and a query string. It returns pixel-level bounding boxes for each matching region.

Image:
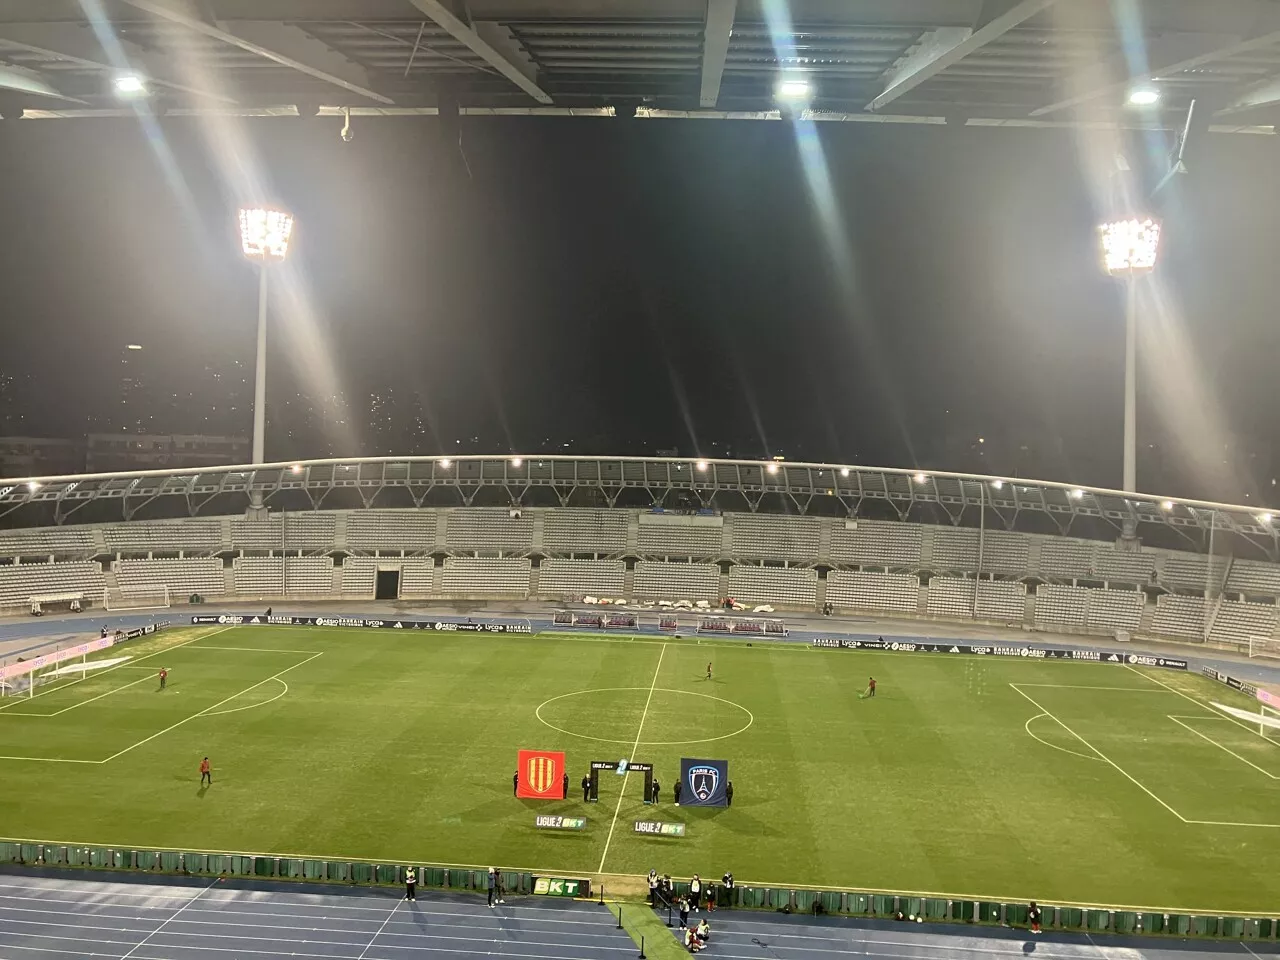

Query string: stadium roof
[0,0,1278,132]
[2,455,1278,557]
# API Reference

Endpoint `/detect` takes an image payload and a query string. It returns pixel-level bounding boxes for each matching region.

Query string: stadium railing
[0,840,1273,941]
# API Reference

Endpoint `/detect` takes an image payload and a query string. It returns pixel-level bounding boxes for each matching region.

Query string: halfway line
[597,642,666,873]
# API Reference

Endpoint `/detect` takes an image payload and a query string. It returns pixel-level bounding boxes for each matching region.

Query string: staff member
[726,781,734,806]
[404,867,417,901]
[674,780,682,805]
[581,774,591,802]
[562,772,569,799]
[651,777,661,804]
[512,770,518,796]
[199,757,211,786]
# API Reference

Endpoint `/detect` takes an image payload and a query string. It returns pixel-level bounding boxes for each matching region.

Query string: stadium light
[839,468,849,477]
[126,344,143,351]
[1128,87,1160,106]
[290,464,302,474]
[1070,488,1084,500]
[1160,500,1174,511]
[237,207,295,505]
[1259,513,1273,525]
[510,457,523,468]
[1098,216,1162,497]
[766,462,779,475]
[696,460,709,472]
[113,74,147,97]
[991,480,1004,489]
[776,77,812,101]
[913,473,927,484]
[439,458,452,469]
[26,482,39,492]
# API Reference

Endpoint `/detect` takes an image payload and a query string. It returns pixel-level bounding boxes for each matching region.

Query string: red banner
[517,750,565,799]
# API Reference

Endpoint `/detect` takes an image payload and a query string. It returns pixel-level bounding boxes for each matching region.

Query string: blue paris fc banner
[680,758,729,807]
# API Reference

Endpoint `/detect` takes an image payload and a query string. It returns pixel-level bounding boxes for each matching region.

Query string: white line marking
[1022,712,1103,763]
[1167,715,1280,780]
[188,645,317,653]
[535,685,752,746]
[1125,664,1280,745]
[1009,683,1188,822]
[0,755,100,764]
[1185,818,1280,829]
[0,625,232,714]
[119,877,218,959]
[1011,684,1168,691]
[199,677,289,717]
[1242,941,1265,959]
[100,652,323,763]
[597,642,666,873]
[355,900,400,960]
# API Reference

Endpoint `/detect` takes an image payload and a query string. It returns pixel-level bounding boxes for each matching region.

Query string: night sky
[0,114,1278,502]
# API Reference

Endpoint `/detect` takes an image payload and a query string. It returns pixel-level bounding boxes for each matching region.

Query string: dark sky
[0,113,1278,501]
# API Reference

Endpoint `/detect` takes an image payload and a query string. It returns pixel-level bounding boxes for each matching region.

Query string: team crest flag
[517,750,565,799]
[679,757,729,807]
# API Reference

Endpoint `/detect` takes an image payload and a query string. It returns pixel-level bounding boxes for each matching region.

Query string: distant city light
[1127,87,1160,106]
[1160,500,1174,511]
[776,77,812,101]
[977,437,985,444]
[113,74,146,96]
[1098,218,1161,275]
[238,207,295,262]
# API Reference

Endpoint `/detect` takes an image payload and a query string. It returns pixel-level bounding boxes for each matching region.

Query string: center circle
[535,687,754,746]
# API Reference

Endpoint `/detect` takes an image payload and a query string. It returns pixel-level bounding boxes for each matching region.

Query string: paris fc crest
[680,758,729,806]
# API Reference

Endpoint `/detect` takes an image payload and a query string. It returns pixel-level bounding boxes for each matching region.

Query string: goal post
[103,586,171,612]
[1247,636,1280,661]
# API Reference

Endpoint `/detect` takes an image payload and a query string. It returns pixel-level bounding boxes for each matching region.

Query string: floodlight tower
[238,207,294,472]
[1098,217,1161,494]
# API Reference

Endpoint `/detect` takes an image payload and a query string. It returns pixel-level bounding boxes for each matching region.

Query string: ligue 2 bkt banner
[680,757,729,807]
[517,750,566,799]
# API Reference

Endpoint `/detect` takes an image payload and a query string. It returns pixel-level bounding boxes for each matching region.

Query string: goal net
[1247,636,1280,661]
[1212,700,1280,743]
[103,586,171,611]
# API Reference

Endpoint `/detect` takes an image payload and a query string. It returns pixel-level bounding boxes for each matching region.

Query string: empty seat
[538,559,626,597]
[927,577,974,619]
[0,561,104,604]
[1209,600,1277,646]
[728,514,821,562]
[829,520,922,567]
[446,509,533,552]
[1153,594,1206,640]
[1085,589,1144,631]
[0,527,94,558]
[1226,560,1280,597]
[1093,547,1155,583]
[542,510,628,554]
[975,580,1026,622]
[346,511,436,552]
[633,561,720,601]
[115,558,224,597]
[1035,584,1088,628]
[725,565,818,606]
[825,571,918,613]
[1162,554,1227,591]
[931,529,979,571]
[636,517,723,557]
[1039,539,1095,580]
[441,557,530,597]
[103,521,221,554]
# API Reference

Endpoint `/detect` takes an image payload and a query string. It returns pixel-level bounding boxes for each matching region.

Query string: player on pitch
[199,757,212,786]
[706,662,712,681]
[158,667,168,690]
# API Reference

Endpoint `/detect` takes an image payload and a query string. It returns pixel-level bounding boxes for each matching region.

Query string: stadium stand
[446,509,533,552]
[979,530,1031,576]
[1208,599,1278,646]
[441,557,530,597]
[340,556,378,597]
[542,509,628,555]
[931,528,979,570]
[345,510,436,553]
[636,514,723,557]
[1153,593,1208,640]
[280,514,337,552]
[1038,538,1095,580]
[538,559,626,597]
[1034,584,1089,629]
[394,559,438,599]
[829,519,922,567]
[926,576,975,618]
[1226,559,1280,596]
[0,527,94,558]
[0,560,104,605]
[1085,588,1144,631]
[826,570,918,613]
[975,579,1026,622]
[725,564,819,607]
[284,557,334,596]
[233,557,284,597]
[633,561,719,601]
[115,557,224,598]
[104,520,220,555]
[230,517,282,551]
[728,514,821,562]
[1161,554,1228,591]
[1093,546,1156,583]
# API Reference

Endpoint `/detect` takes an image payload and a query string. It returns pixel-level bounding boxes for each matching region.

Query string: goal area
[1247,636,1280,661]
[103,586,171,612]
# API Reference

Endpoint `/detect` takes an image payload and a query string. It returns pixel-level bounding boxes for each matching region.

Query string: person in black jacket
[581,774,591,802]
[1028,901,1042,935]
[674,780,682,805]
[512,771,519,796]
[562,772,569,799]
[726,781,734,806]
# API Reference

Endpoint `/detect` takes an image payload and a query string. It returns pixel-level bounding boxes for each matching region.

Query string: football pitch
[2,623,1279,914]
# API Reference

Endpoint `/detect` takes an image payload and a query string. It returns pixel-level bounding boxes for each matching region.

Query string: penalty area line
[99,652,323,763]
[597,642,666,874]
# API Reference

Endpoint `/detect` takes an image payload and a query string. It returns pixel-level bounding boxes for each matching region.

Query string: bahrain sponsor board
[812,638,1186,670]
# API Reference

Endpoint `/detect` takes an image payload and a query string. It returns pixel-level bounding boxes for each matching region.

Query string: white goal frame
[1247,635,1280,661]
[103,585,171,612]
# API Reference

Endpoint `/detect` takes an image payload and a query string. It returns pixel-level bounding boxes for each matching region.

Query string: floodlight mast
[1098,217,1161,495]
[237,207,294,508]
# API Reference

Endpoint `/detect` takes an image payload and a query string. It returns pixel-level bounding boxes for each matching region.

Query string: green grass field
[2,623,1279,913]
